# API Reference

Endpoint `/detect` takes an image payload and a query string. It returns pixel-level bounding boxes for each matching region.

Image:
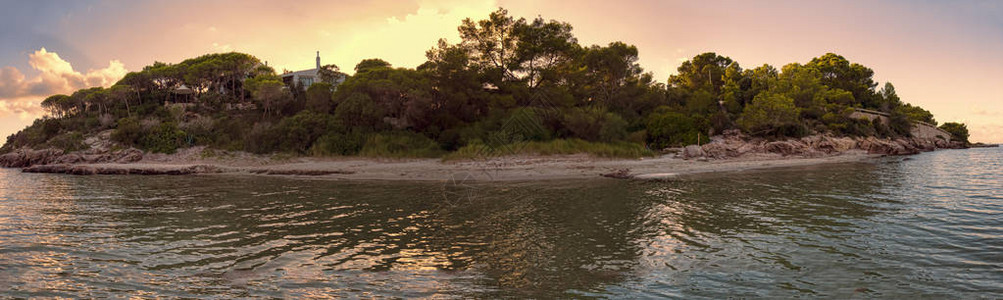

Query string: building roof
[281,69,317,78]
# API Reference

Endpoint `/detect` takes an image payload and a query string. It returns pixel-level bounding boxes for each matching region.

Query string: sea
[1,147,1000,298]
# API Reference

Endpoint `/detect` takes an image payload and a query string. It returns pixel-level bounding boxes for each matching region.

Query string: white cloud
[0,48,127,116]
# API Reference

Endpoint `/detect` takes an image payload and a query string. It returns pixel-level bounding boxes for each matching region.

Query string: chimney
[316,51,321,70]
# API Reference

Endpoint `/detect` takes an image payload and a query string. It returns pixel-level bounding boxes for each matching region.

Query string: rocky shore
[0,131,968,181]
[679,129,966,160]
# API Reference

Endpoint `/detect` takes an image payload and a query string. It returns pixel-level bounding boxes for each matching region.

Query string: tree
[458,8,524,83]
[939,122,969,144]
[646,107,699,148]
[317,64,346,85]
[806,53,879,109]
[107,85,134,117]
[305,82,334,113]
[670,52,739,94]
[738,92,802,137]
[354,59,391,74]
[41,95,73,118]
[580,42,643,107]
[246,74,291,117]
[335,93,384,130]
[513,15,577,88]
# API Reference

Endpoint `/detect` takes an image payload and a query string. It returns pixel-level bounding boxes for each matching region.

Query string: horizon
[0,0,1000,143]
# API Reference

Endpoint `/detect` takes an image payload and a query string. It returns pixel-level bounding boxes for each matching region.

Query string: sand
[58,149,881,181]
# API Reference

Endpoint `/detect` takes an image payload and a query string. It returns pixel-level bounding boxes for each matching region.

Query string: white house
[281,51,344,90]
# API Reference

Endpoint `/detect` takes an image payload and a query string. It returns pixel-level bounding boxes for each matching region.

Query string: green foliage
[645,108,699,148]
[334,93,384,130]
[111,118,187,153]
[888,109,913,137]
[44,131,86,152]
[3,8,965,158]
[738,92,804,137]
[311,130,366,156]
[444,138,652,160]
[895,103,936,125]
[939,122,969,144]
[355,59,392,73]
[359,131,444,158]
[305,82,334,113]
[560,107,627,142]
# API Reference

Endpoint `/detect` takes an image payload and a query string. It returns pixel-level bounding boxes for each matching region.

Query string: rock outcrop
[681,131,966,160]
[22,164,220,175]
[0,148,65,168]
[1,148,144,168]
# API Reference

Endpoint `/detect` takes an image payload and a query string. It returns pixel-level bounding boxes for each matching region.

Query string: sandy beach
[27,148,881,181]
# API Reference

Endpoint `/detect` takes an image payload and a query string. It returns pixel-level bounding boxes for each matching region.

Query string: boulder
[764,141,808,156]
[682,145,706,159]
[112,148,144,163]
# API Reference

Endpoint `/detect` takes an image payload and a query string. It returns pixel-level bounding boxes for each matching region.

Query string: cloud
[0,48,127,116]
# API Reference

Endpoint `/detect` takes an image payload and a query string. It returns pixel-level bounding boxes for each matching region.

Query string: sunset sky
[1,0,1000,142]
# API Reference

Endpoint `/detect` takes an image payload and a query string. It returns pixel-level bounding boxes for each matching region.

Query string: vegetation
[939,122,970,144]
[1,8,966,157]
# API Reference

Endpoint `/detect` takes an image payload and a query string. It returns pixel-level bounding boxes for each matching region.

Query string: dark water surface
[2,148,1001,298]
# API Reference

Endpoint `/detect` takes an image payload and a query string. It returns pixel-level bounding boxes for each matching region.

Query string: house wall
[850,108,951,142]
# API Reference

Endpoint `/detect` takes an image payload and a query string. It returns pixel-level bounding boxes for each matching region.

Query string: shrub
[359,131,443,158]
[335,92,384,130]
[939,122,969,144]
[270,111,338,153]
[738,92,804,137]
[311,130,366,156]
[444,138,653,160]
[561,107,627,142]
[44,131,86,152]
[646,108,699,148]
[244,122,277,154]
[305,82,334,113]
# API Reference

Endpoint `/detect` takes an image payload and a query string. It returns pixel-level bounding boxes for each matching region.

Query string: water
[1,148,1001,298]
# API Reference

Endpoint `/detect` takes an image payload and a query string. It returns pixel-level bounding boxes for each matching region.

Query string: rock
[0,148,64,168]
[701,142,731,159]
[114,148,144,163]
[68,166,97,175]
[633,173,679,180]
[765,141,807,156]
[54,154,84,164]
[683,145,706,159]
[23,164,69,173]
[600,168,633,179]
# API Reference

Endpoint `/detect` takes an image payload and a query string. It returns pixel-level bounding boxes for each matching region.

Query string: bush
[646,108,699,148]
[335,92,384,130]
[112,118,187,154]
[738,92,804,137]
[44,131,86,152]
[305,82,334,113]
[444,138,653,160]
[270,111,338,153]
[939,122,969,144]
[561,107,627,142]
[359,131,443,158]
[311,130,366,156]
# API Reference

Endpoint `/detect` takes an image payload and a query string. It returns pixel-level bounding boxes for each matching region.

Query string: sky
[0,0,1000,142]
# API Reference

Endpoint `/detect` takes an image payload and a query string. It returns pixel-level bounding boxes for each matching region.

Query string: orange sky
[1,0,1000,142]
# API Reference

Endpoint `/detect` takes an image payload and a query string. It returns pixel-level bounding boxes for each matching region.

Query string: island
[0,8,973,180]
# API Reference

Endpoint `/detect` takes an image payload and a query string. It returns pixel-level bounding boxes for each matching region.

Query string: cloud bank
[0,48,127,117]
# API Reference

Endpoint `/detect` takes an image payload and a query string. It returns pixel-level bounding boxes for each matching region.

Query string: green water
[1,148,1001,298]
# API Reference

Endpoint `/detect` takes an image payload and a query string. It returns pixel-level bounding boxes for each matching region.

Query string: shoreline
[13,150,885,182]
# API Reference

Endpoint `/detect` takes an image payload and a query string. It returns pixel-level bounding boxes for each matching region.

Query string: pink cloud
[0,48,127,116]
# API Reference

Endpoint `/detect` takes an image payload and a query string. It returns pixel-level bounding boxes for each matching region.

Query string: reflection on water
[1,148,1001,298]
